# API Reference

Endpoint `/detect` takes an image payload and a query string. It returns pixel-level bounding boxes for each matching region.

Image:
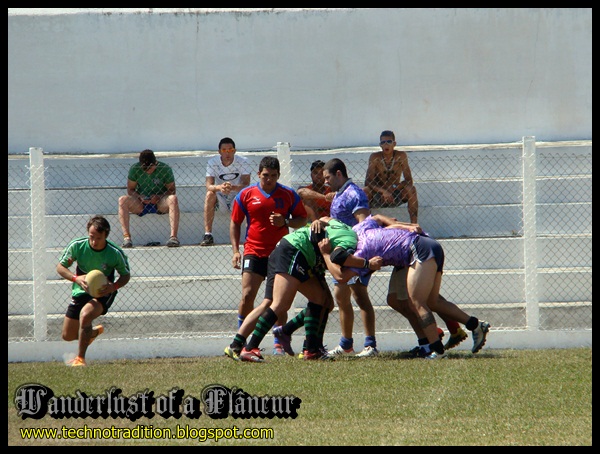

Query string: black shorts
[263,238,317,301]
[371,189,407,208]
[241,255,269,278]
[65,292,116,320]
[410,235,444,272]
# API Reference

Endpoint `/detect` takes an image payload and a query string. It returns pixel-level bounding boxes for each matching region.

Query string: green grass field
[8,348,592,446]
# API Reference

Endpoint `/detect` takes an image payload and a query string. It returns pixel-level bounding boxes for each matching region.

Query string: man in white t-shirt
[200,137,252,246]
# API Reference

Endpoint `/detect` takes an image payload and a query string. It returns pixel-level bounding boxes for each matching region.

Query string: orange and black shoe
[66,356,86,367]
[303,348,334,361]
[239,347,265,363]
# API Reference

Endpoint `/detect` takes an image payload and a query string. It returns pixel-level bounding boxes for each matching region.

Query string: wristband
[113,282,120,291]
[71,275,77,283]
[363,259,370,269]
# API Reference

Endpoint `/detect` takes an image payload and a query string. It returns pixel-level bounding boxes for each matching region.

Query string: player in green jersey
[56,215,131,366]
[224,218,382,362]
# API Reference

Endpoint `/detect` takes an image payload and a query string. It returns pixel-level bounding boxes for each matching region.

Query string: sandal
[166,236,180,247]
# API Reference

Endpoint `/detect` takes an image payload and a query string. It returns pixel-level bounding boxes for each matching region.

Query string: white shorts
[216,192,236,212]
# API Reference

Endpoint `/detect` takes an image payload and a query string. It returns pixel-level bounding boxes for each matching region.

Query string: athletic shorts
[371,189,407,208]
[138,203,160,216]
[388,266,409,300]
[263,238,316,300]
[65,292,116,320]
[241,254,269,278]
[410,235,444,272]
[331,273,371,287]
[216,192,235,212]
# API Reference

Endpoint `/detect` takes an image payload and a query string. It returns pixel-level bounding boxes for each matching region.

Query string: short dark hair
[219,137,236,149]
[139,149,157,167]
[259,156,280,173]
[87,215,111,237]
[324,158,348,178]
[380,130,395,140]
[310,160,325,171]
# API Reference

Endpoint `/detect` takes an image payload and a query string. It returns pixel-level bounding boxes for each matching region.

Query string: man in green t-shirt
[118,149,181,247]
[56,215,131,366]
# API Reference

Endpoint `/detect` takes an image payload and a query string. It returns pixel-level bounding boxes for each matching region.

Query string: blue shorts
[410,235,444,272]
[138,203,161,216]
[331,274,371,287]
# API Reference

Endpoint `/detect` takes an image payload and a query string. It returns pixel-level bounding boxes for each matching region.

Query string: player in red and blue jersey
[230,156,308,354]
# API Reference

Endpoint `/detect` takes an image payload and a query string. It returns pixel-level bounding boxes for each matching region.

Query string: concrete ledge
[7,329,593,363]
[8,176,592,216]
[8,202,593,249]
[8,267,592,315]
[7,236,593,280]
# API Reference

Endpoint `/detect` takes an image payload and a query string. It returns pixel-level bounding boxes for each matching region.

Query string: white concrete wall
[8,8,592,155]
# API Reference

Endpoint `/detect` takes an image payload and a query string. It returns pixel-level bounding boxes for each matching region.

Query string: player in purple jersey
[320,213,490,358]
[322,158,379,357]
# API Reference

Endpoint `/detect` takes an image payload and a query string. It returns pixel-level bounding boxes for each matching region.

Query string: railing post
[29,147,49,341]
[276,142,293,188]
[522,136,539,330]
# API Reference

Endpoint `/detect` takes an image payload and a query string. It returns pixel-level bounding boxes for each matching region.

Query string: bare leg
[402,184,419,224]
[167,195,179,238]
[118,195,144,239]
[350,282,376,337]
[238,297,273,338]
[388,294,426,338]
[76,300,103,360]
[407,259,441,343]
[203,191,217,233]
[334,282,354,339]
[238,272,265,318]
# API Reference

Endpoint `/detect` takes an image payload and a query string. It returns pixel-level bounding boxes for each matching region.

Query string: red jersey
[232,182,308,258]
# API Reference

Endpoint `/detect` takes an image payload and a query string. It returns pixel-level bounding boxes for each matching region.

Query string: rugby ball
[86,269,108,298]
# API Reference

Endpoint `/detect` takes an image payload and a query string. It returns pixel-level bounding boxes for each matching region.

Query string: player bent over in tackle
[321,214,490,359]
[225,218,381,362]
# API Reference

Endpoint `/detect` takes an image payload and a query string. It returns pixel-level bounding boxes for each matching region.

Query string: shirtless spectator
[297,160,335,221]
[364,130,418,223]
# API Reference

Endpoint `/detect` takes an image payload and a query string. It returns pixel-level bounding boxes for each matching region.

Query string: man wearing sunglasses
[364,130,418,224]
[118,149,181,248]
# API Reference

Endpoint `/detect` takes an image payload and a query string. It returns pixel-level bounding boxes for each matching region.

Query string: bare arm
[297,187,333,202]
[320,249,357,283]
[56,263,84,290]
[364,153,382,193]
[318,239,382,283]
[229,219,242,269]
[97,273,131,297]
[56,263,130,296]
[270,212,307,229]
[234,174,251,192]
[206,174,250,195]
[164,181,176,196]
[371,213,422,233]
[399,151,414,186]
[126,180,143,200]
